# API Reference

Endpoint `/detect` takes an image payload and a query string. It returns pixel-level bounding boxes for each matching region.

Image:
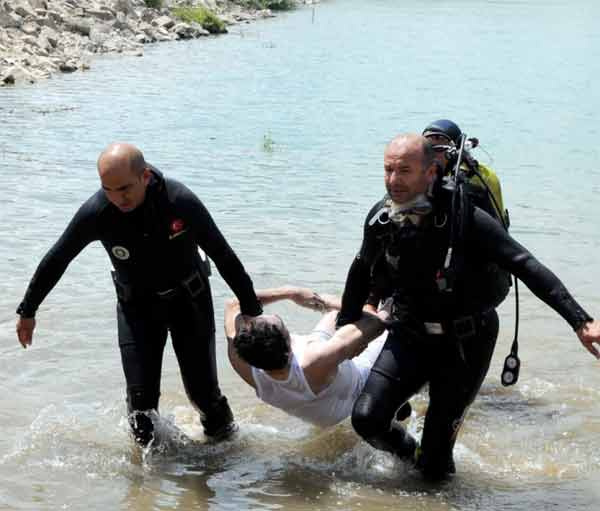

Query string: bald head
[383,133,437,204]
[385,133,435,172]
[98,143,152,213]
[97,143,147,179]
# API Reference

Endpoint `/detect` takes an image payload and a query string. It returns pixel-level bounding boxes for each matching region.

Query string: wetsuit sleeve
[336,203,382,328]
[185,193,262,317]
[16,200,99,317]
[471,207,593,330]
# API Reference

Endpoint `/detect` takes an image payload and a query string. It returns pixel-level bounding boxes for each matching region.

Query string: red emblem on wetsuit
[171,219,185,233]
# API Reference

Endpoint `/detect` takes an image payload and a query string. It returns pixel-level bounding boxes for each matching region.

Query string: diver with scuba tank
[422,119,507,225]
[336,133,600,480]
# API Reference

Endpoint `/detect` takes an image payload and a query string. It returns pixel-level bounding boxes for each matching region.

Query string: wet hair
[233,320,290,371]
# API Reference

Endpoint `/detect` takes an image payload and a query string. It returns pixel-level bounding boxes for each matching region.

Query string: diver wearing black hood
[337,134,599,480]
[16,143,263,446]
[423,119,507,222]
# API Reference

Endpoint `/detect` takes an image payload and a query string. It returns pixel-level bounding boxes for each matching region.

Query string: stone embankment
[0,0,304,86]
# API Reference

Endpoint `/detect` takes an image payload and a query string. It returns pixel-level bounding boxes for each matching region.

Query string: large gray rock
[59,60,78,72]
[20,34,39,47]
[38,27,58,51]
[137,21,155,35]
[46,10,64,24]
[35,13,57,29]
[64,17,91,36]
[135,32,152,43]
[185,21,209,36]
[140,9,155,23]
[153,15,175,30]
[86,8,115,21]
[154,26,175,41]
[0,12,22,28]
[21,21,41,35]
[89,23,112,44]
[13,1,36,18]
[172,22,194,39]
[39,26,58,46]
[1,64,37,85]
[102,34,134,52]
[111,0,135,15]
[28,0,48,10]
[113,12,137,32]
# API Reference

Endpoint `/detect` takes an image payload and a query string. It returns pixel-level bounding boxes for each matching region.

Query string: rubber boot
[201,396,237,442]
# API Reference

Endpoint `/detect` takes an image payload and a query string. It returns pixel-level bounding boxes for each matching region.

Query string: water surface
[1,0,599,509]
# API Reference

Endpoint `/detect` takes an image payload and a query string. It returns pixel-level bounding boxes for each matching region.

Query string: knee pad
[200,396,235,439]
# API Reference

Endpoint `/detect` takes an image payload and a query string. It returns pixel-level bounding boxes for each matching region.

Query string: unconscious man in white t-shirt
[225,286,411,428]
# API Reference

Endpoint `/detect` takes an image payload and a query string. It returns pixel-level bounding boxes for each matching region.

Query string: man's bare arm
[302,309,388,392]
[224,298,256,387]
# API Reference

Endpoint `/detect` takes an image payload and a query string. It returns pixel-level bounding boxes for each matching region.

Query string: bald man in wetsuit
[16,143,263,446]
[337,133,600,479]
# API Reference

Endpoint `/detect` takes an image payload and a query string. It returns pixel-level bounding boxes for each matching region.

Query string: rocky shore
[0,0,312,86]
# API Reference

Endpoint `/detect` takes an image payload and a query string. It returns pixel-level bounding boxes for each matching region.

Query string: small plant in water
[262,133,275,152]
[172,6,227,34]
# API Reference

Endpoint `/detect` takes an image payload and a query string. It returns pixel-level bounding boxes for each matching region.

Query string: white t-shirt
[251,330,386,428]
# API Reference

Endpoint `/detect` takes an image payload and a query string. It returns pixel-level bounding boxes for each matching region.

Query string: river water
[1,0,599,509]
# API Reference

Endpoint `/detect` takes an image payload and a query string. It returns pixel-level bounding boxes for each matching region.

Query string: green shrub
[144,0,163,8]
[237,0,296,11]
[265,0,296,10]
[172,6,227,34]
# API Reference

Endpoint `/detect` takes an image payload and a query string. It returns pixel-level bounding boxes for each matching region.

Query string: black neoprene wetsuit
[337,196,592,479]
[17,168,262,444]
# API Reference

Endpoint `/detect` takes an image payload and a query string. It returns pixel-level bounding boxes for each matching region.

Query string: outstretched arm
[472,207,599,359]
[17,198,98,348]
[224,297,256,387]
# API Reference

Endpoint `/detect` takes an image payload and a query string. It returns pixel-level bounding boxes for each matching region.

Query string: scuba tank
[435,134,522,386]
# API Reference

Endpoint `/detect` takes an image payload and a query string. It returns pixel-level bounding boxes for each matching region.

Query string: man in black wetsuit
[336,133,600,479]
[16,143,263,446]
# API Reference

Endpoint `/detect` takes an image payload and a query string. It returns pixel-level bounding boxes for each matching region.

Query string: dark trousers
[352,309,499,478]
[116,284,232,445]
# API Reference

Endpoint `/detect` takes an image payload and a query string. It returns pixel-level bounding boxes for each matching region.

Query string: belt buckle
[452,316,476,340]
[182,271,205,298]
[156,287,177,300]
[424,322,444,335]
